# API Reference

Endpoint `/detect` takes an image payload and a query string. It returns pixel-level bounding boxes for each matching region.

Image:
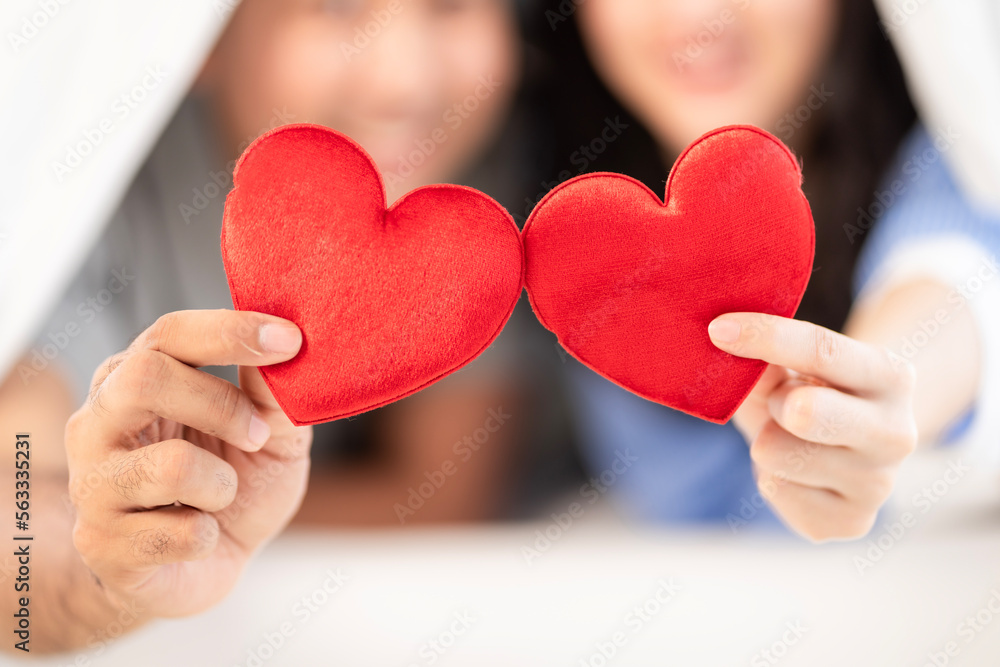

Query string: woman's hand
[65,310,312,617]
[708,313,918,542]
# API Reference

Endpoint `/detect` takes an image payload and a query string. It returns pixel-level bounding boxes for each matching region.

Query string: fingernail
[708,317,741,344]
[259,323,301,354]
[248,410,271,449]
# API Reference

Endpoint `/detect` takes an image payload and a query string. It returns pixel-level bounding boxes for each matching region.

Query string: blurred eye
[321,0,365,18]
[428,0,482,17]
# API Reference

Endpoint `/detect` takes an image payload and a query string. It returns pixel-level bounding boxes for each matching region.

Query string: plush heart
[221,124,524,425]
[522,125,815,423]
[223,124,813,426]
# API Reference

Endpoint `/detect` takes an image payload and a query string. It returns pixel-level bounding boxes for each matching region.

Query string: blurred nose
[357,8,439,119]
[656,0,739,40]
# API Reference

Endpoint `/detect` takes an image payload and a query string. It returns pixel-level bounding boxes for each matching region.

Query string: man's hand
[65,310,312,617]
[709,313,918,542]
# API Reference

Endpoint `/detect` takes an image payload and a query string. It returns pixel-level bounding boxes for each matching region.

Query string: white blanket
[876,0,1000,213]
[0,0,233,378]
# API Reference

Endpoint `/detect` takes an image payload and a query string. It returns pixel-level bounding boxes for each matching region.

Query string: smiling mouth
[351,119,442,173]
[664,32,750,95]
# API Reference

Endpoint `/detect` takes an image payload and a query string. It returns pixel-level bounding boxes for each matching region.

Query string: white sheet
[875,0,1000,213]
[0,1,233,379]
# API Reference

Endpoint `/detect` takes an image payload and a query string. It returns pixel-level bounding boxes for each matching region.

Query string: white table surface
[12,451,1000,667]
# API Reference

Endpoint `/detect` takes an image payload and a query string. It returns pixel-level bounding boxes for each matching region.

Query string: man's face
[203,0,520,202]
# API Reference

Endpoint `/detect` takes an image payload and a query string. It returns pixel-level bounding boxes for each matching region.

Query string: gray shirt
[34,96,242,400]
[30,94,574,500]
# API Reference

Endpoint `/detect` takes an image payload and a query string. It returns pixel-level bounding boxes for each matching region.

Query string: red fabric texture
[522,125,815,423]
[221,124,524,426]
[222,123,814,426]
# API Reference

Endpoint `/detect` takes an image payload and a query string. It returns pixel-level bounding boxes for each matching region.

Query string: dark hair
[521,0,916,332]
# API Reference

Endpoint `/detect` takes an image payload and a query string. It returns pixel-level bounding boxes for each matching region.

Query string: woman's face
[203,0,519,201]
[578,0,838,154]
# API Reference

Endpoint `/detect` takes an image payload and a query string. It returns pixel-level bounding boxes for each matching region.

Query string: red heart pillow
[522,125,815,423]
[221,125,524,425]
[222,124,813,426]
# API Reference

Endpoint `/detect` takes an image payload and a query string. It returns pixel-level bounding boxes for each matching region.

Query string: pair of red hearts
[221,124,814,427]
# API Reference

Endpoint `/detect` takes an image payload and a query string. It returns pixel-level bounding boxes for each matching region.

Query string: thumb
[752,363,789,398]
[239,364,284,413]
[237,318,301,417]
[238,362,299,433]
[238,364,313,460]
[733,363,789,443]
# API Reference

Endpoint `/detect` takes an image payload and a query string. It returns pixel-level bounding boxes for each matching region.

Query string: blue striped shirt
[569,125,1000,530]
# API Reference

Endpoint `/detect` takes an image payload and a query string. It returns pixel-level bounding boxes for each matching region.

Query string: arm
[293,376,518,526]
[0,359,142,653]
[709,267,985,542]
[709,311,919,543]
[2,310,312,654]
[844,278,980,444]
